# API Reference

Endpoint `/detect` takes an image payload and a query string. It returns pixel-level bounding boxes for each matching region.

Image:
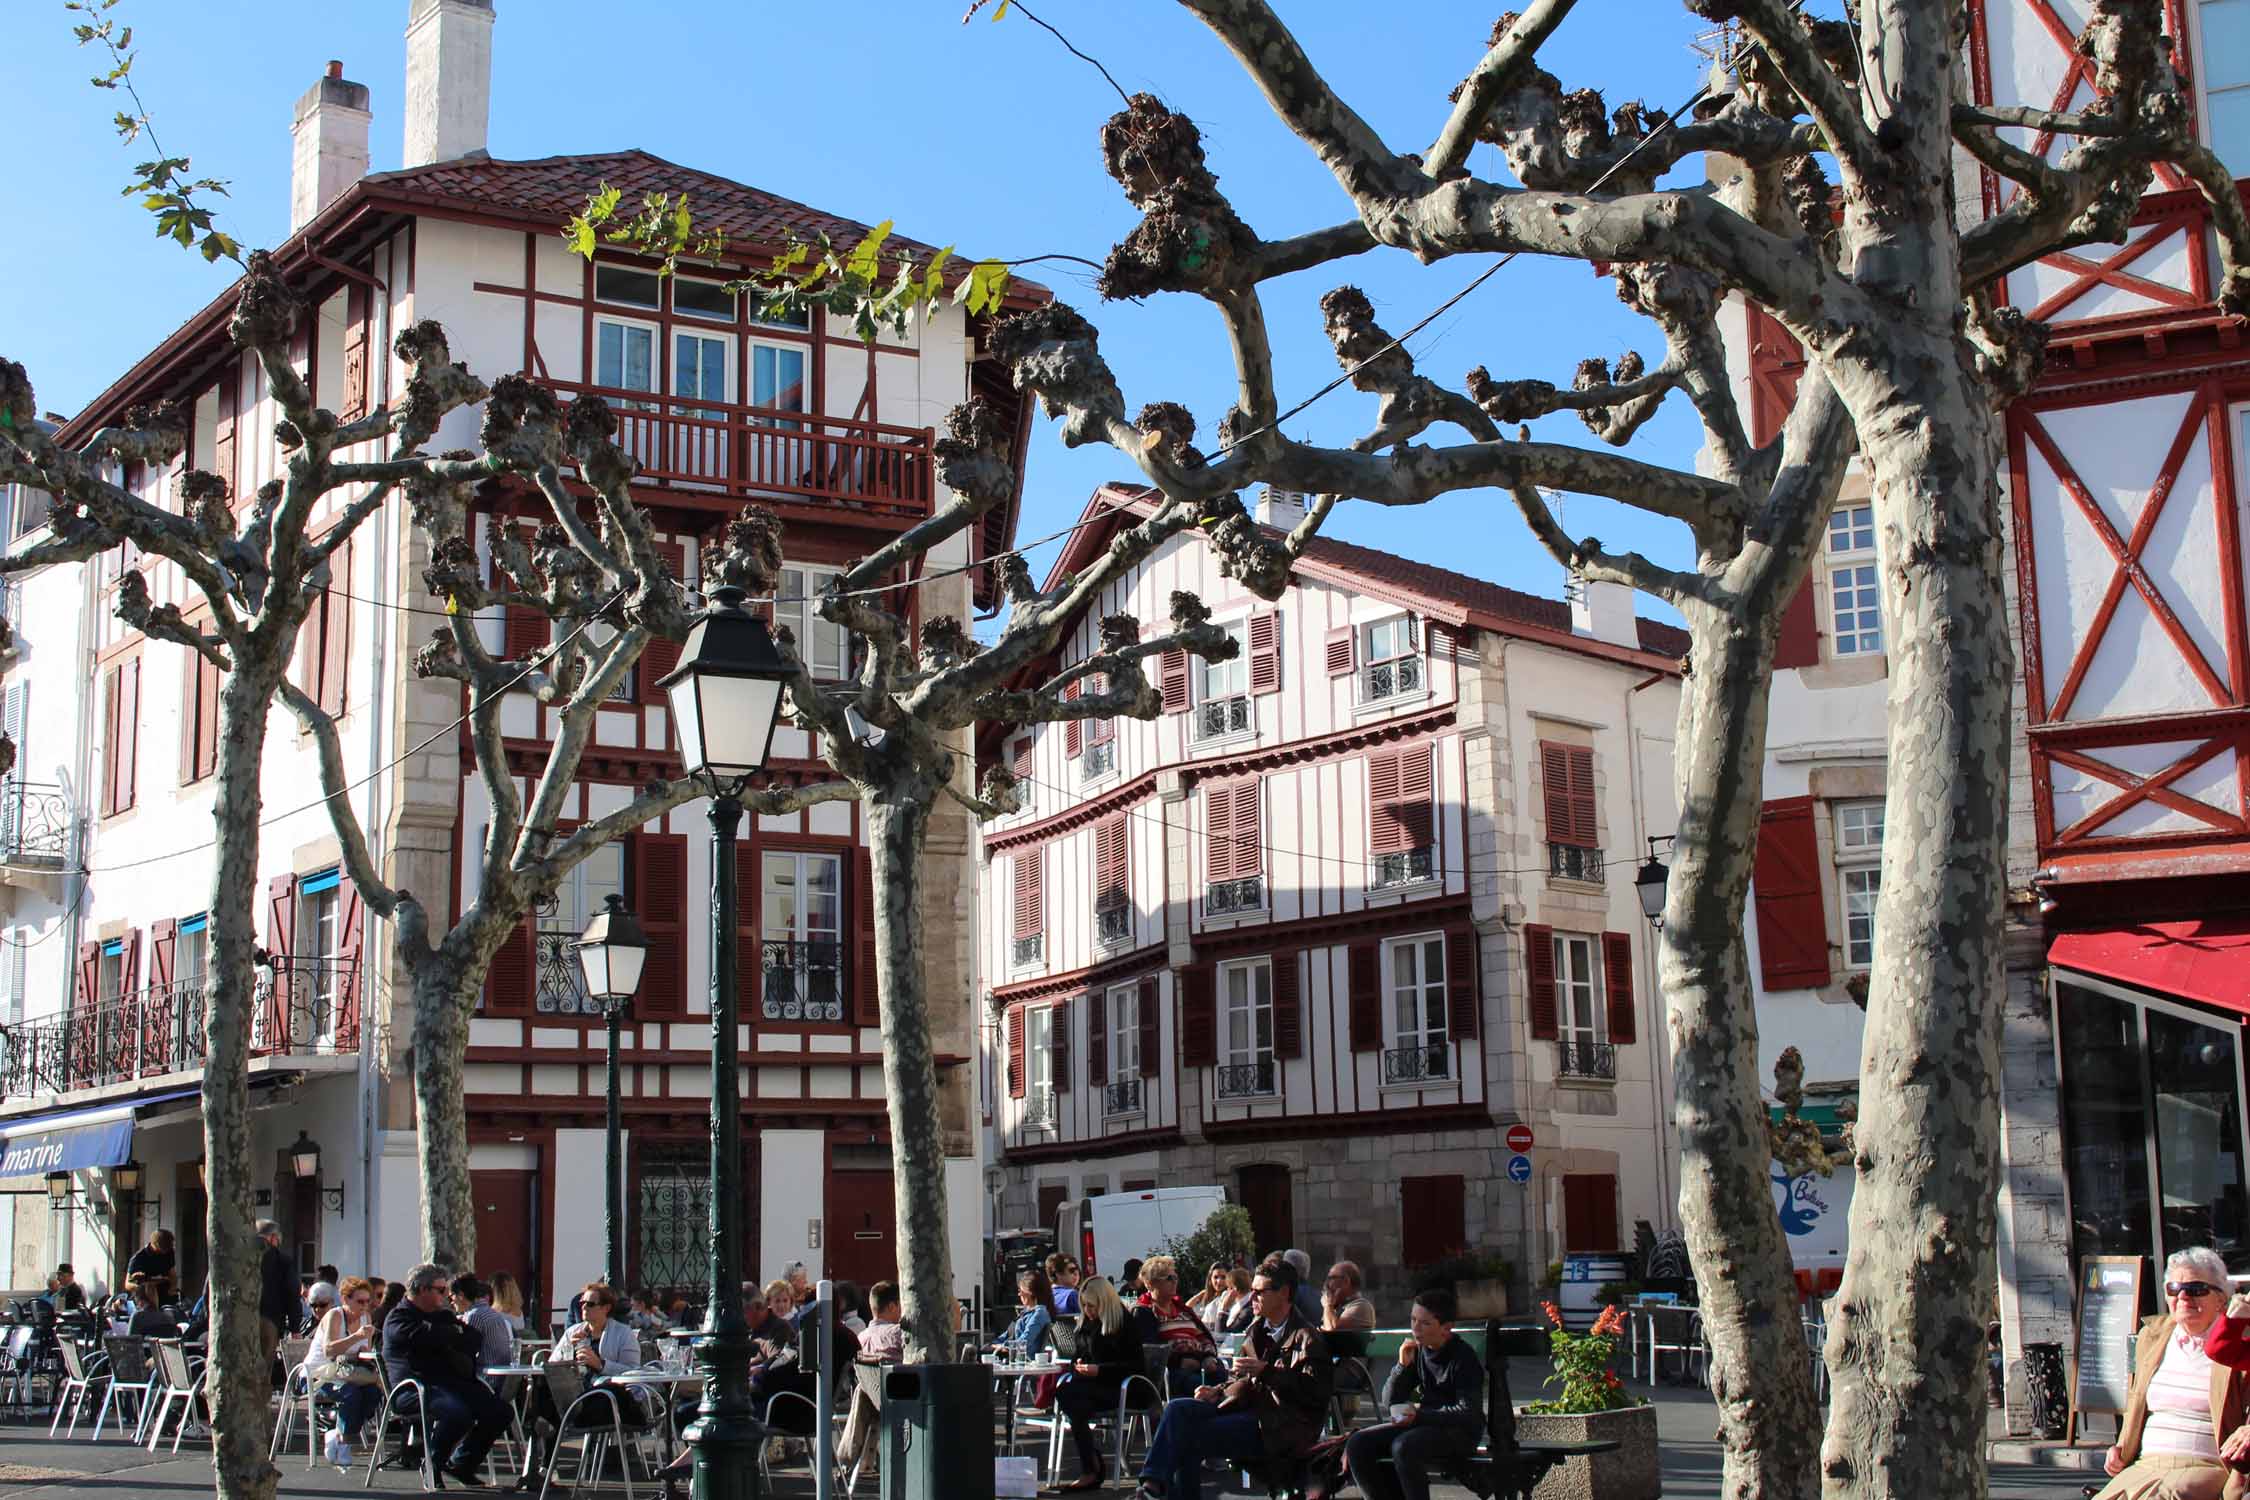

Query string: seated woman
[310,1277,382,1470]
[1132,1256,1220,1397]
[990,1269,1055,1358]
[1053,1276,1144,1491]
[553,1282,650,1427]
[2097,1247,2250,1500]
[1344,1289,1484,1500]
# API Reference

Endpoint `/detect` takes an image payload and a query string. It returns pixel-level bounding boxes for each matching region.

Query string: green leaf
[771,241,810,275]
[993,0,1010,17]
[844,219,894,285]
[921,245,954,299]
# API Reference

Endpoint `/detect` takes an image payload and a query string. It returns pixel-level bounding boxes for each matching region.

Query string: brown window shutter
[1272,949,1303,1059]
[1087,988,1108,1086]
[1401,1175,1469,1268]
[335,881,365,1048]
[1325,626,1354,677]
[197,650,221,783]
[1602,930,1637,1044]
[119,928,141,1012]
[1094,815,1127,913]
[1753,797,1832,989]
[1539,743,1571,849]
[341,282,370,420]
[485,920,532,1016]
[265,873,298,960]
[505,604,548,662]
[1010,736,1032,780]
[1050,998,1071,1092]
[1367,750,1405,854]
[1064,681,1083,758]
[73,941,99,1012]
[1204,782,1233,883]
[1013,849,1043,940]
[1399,745,1435,849]
[1248,611,1281,694]
[1564,1173,1621,1252]
[853,845,881,1027]
[1137,975,1161,1079]
[1159,650,1189,713]
[1347,941,1380,1052]
[319,539,353,716]
[1233,780,1262,877]
[1525,923,1558,1039]
[1007,1006,1026,1098]
[1568,746,1595,846]
[147,919,177,992]
[1773,576,1822,670]
[120,658,139,812]
[637,544,688,705]
[631,832,691,1019]
[213,366,239,503]
[1446,924,1479,1040]
[101,667,121,816]
[1087,674,1114,746]
[1180,965,1216,1067]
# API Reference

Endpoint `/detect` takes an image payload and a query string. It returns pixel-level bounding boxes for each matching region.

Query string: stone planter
[1456,1277,1510,1319]
[1514,1402,1661,1500]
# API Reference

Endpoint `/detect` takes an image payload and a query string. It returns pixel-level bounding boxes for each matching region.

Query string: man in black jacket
[256,1220,296,1367]
[383,1263,509,1487]
[1343,1289,1486,1500]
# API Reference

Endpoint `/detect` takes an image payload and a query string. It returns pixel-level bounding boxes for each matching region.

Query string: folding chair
[145,1341,210,1453]
[1035,1341,1165,1486]
[94,1336,156,1442]
[49,1337,107,1438]
[1,1324,39,1409]
[360,1357,434,1490]
[270,1344,341,1467]
[537,1362,665,1500]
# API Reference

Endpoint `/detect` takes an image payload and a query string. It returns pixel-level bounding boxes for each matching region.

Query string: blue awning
[0,1089,198,1177]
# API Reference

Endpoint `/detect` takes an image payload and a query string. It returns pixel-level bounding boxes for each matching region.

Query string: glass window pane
[2210,87,2250,166]
[753,347,806,412]
[595,265,662,309]
[2148,1008,2250,1272]
[763,853,799,941]
[2056,982,2156,1273]
[675,277,736,321]
[2203,1,2250,90]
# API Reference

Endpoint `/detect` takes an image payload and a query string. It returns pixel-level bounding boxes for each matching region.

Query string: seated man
[1344,1289,1485,1500]
[1132,1257,1331,1500]
[837,1281,908,1476]
[382,1263,511,1487]
[1321,1262,1377,1332]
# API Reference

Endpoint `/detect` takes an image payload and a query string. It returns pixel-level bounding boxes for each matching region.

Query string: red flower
[1543,1301,1565,1329]
[1591,1306,1624,1337]
[1604,1370,1622,1388]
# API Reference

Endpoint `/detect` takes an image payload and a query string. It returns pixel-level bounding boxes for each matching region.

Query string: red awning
[2049,916,2250,1017]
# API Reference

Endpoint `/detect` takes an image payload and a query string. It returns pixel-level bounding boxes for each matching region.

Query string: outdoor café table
[480,1363,550,1482]
[984,1356,1064,1462]
[602,1366,708,1453]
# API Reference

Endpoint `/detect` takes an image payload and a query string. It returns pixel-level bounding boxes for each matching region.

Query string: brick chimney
[403,0,494,168]
[290,61,371,234]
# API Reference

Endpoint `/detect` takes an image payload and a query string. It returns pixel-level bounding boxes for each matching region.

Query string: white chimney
[1255,486,1307,532]
[403,0,494,169]
[290,61,371,234]
[1571,578,1641,649]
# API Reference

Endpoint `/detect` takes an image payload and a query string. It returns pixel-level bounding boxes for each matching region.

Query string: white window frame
[1027,1005,1056,1127]
[1217,957,1276,1097]
[672,275,738,323]
[1359,614,1425,704]
[593,264,663,311]
[594,314,660,406]
[1825,502,1882,658]
[761,848,845,1022]
[749,340,809,423]
[1383,933,1449,1087]
[1834,798,1884,970]
[1108,981,1141,1081]
[1554,933,1603,1048]
[776,562,850,681]
[1193,619,1254,743]
[672,327,732,420]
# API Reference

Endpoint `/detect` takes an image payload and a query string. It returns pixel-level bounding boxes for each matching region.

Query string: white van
[1058,1186,1230,1279]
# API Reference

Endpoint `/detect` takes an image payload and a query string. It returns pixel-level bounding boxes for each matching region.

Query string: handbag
[316,1359,378,1388]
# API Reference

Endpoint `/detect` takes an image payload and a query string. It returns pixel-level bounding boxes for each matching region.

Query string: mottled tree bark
[408,961,480,1270]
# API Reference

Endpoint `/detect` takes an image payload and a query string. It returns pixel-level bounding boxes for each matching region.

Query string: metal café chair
[537,1360,666,1500]
[360,1356,435,1490]
[271,1342,343,1468]
[49,1337,107,1438]
[94,1336,157,1442]
[145,1340,210,1452]
[1031,1342,1164,1487]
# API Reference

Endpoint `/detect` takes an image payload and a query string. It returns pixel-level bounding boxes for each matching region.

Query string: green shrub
[1157,1203,1257,1283]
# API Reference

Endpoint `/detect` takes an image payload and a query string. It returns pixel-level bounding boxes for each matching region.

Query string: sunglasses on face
[2168,1281,2222,1299]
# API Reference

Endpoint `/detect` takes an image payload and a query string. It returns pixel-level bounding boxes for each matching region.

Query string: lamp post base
[683,1326,767,1500]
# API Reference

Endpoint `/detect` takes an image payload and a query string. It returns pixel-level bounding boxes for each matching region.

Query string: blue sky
[3,1,1717,620]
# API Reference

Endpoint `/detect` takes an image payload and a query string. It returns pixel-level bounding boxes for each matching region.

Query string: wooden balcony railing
[538,379,934,519]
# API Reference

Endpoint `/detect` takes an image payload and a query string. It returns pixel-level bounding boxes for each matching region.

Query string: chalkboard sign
[2070,1255,2146,1441]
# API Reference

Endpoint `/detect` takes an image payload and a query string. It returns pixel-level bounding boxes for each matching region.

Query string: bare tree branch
[1426,0,1579,178]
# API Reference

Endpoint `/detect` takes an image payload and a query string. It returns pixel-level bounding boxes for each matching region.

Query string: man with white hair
[2095,1246,2250,1500]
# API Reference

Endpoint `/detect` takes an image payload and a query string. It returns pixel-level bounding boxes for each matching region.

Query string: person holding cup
[1342,1288,1485,1500]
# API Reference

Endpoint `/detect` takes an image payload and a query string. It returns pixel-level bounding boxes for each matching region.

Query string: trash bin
[882,1362,994,1500]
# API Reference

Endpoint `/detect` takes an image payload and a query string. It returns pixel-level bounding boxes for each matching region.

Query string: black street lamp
[577,893,649,1291]
[1635,835,1673,929]
[656,580,791,1500]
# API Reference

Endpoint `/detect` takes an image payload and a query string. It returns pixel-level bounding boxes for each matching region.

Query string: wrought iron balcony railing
[1022,1086,1056,1131]
[1095,903,1131,947]
[1082,740,1116,780]
[1557,1038,1617,1081]
[1370,847,1434,890]
[1204,876,1264,918]
[1362,655,1423,703]
[1,956,359,1101]
[1547,842,1604,882]
[1104,1075,1143,1116]
[1193,694,1253,742]
[534,926,598,1015]
[1382,1041,1452,1085]
[1012,934,1044,967]
[537,377,934,520]
[1215,1058,1277,1099]
[761,939,845,1023]
[0,781,73,868]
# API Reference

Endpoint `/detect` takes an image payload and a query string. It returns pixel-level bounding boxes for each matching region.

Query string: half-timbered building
[0,0,1037,1317]
[976,484,1686,1296]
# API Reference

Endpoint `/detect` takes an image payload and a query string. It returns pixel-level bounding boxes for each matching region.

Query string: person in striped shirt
[2099,1247,2250,1500]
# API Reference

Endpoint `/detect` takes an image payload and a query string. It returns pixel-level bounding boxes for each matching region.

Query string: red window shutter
[1064,682,1083,758]
[101,667,121,816]
[1446,924,1479,1040]
[147,919,177,991]
[1159,650,1189,713]
[1007,1006,1026,1098]
[485,920,532,1016]
[631,833,690,1019]
[1088,674,1115,747]
[1009,737,1032,779]
[1773,576,1822,670]
[1367,751,1405,854]
[1753,797,1832,989]
[1137,975,1161,1079]
[1180,964,1216,1067]
[1602,930,1637,1044]
[1325,626,1354,677]
[1248,611,1281,694]
[1013,850,1043,940]
[1094,816,1127,913]
[119,659,139,812]
[1272,949,1303,1059]
[1204,783,1234,883]
[1400,745,1435,850]
[335,880,365,1049]
[1233,780,1262,877]
[1088,988,1108,1086]
[637,543,686,704]
[201,651,221,782]
[1567,746,1595,846]
[1564,1173,1621,1252]
[1539,743,1571,850]
[213,366,239,502]
[73,941,98,1012]
[265,873,298,959]
[1051,998,1071,1091]
[1525,923,1558,1040]
[341,283,370,421]
[119,928,141,1009]
[1347,941,1380,1052]
[853,845,881,1027]
[319,538,353,716]
[505,605,547,661]
[1745,303,1804,448]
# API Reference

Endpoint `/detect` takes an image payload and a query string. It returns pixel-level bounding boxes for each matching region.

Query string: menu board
[2071,1256,2145,1432]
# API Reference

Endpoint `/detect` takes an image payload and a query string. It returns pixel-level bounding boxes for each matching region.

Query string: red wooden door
[1235,1164,1294,1257]
[826,1170,898,1289]
[1561,1173,1620,1253]
[471,1169,540,1310]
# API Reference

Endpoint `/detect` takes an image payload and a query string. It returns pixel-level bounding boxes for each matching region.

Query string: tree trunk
[866,782,954,1364]
[204,663,281,1500]
[411,957,478,1270]
[1665,603,1822,1500]
[1818,355,2011,1500]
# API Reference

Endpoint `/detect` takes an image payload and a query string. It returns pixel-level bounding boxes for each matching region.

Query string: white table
[986,1360,1065,1460]
[480,1364,549,1482]
[604,1366,708,1450]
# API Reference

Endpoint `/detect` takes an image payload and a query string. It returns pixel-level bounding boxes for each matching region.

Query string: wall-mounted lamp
[1634,835,1675,930]
[112,1160,143,1194]
[43,1171,74,1207]
[288,1131,345,1213]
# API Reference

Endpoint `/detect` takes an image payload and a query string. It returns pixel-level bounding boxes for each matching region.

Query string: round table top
[987,1360,1063,1378]
[604,1367,706,1385]
[480,1364,549,1377]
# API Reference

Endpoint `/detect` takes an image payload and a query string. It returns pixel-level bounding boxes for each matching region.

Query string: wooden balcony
[538,378,935,522]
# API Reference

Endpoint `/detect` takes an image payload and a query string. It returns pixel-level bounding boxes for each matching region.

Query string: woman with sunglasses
[2096,1247,2250,1500]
